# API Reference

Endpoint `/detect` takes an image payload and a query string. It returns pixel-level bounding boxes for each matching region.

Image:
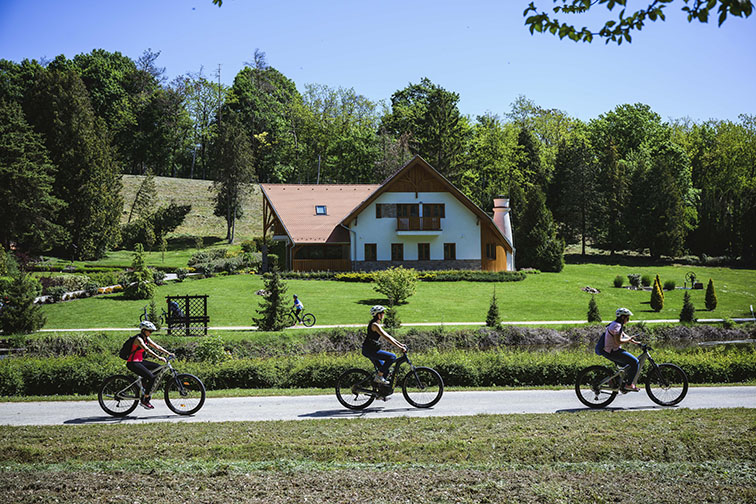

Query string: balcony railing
[396,216,441,231]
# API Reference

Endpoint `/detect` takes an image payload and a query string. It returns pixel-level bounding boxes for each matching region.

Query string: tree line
[1,49,755,268]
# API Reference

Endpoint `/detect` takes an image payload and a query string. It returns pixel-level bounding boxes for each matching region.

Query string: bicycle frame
[355,352,418,397]
[117,359,183,399]
[598,345,661,391]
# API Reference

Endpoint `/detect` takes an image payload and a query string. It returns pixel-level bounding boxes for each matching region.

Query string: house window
[418,243,430,261]
[376,204,396,218]
[364,243,377,261]
[315,205,327,215]
[444,243,456,260]
[397,204,419,218]
[391,243,404,261]
[485,243,497,260]
[424,204,445,218]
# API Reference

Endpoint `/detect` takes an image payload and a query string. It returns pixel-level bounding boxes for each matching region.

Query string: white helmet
[616,307,633,318]
[370,305,386,317]
[139,320,157,332]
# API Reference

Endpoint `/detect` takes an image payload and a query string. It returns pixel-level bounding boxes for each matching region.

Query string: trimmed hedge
[280,270,529,282]
[1,346,754,396]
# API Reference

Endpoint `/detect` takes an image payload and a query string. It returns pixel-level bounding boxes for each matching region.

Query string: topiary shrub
[587,295,602,323]
[641,275,652,287]
[705,278,717,311]
[680,291,696,323]
[627,274,641,289]
[613,275,624,288]
[650,281,664,312]
[663,279,676,291]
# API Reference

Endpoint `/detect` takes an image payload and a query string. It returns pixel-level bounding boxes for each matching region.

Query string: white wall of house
[348,192,481,261]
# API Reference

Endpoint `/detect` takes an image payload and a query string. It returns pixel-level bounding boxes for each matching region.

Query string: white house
[260,156,515,272]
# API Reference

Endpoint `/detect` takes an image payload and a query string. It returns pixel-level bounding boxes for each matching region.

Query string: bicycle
[288,308,316,327]
[98,356,206,417]
[575,343,688,408]
[139,304,167,326]
[335,349,444,410]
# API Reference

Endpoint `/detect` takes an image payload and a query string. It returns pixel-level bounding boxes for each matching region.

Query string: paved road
[1,386,754,426]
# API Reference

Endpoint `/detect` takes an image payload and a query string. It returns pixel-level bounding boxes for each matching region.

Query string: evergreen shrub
[705,279,718,311]
[613,275,624,288]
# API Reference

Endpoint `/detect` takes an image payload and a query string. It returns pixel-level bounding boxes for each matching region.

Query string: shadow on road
[63,414,177,424]
[299,406,417,418]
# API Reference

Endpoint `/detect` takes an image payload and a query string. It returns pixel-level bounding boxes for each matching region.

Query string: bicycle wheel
[645,363,688,406]
[164,373,206,415]
[575,366,619,408]
[301,313,316,327]
[98,375,140,417]
[335,368,376,410]
[287,312,298,327]
[402,367,444,408]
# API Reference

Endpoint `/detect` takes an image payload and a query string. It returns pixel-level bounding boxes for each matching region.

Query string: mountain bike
[335,349,444,410]
[288,308,316,327]
[139,304,167,326]
[98,357,206,417]
[575,343,688,408]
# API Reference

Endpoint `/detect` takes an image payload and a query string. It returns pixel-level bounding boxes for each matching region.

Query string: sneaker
[140,397,155,409]
[622,384,640,392]
[373,375,389,385]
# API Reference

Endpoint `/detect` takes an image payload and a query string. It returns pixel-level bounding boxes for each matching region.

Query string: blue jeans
[362,347,396,376]
[598,348,639,383]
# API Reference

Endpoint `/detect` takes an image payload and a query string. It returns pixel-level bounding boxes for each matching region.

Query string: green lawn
[39,263,756,329]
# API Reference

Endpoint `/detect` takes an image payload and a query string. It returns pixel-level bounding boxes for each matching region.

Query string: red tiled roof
[261,184,380,243]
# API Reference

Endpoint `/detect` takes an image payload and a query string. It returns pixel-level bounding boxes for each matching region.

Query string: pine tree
[24,68,122,259]
[124,243,155,300]
[128,169,157,223]
[0,100,65,252]
[650,280,664,312]
[210,111,256,244]
[680,291,696,323]
[253,269,290,331]
[486,288,501,327]
[516,185,565,272]
[587,295,602,323]
[705,278,718,311]
[0,272,46,334]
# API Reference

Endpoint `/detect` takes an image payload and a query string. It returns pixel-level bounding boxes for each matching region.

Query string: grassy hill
[121,175,264,241]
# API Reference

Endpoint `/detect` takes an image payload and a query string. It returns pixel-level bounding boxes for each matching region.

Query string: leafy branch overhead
[523,0,753,44]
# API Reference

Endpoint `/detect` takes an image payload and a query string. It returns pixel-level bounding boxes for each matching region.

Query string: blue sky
[1,0,754,123]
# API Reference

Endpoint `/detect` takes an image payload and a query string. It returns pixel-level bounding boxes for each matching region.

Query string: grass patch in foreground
[1,409,754,503]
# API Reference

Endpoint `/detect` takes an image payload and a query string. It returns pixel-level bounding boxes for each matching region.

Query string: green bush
[613,275,624,288]
[650,281,664,312]
[195,334,230,364]
[627,274,641,288]
[641,275,652,287]
[47,286,67,302]
[2,345,754,396]
[373,266,418,305]
[705,278,717,311]
[680,291,696,323]
[664,280,676,291]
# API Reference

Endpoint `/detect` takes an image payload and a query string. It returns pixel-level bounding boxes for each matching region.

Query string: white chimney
[492,196,515,270]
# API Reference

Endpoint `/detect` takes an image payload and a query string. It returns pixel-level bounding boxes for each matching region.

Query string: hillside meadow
[39,263,756,329]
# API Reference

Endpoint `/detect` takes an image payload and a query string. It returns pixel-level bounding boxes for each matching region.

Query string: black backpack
[119,335,138,360]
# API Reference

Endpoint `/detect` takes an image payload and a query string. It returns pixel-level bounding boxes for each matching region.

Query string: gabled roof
[341,156,514,251]
[260,184,379,244]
